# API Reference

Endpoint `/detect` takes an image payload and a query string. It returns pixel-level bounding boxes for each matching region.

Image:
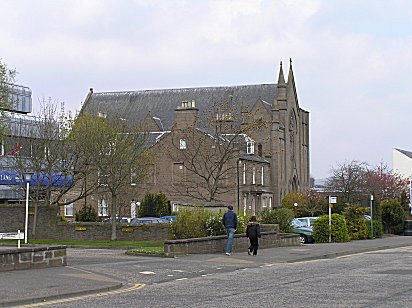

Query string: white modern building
[393,148,412,179]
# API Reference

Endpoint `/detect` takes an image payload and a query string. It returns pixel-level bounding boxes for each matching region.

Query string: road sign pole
[328,196,337,243]
[370,195,373,238]
[328,204,332,243]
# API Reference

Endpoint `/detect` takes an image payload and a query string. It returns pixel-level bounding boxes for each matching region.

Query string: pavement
[0,235,411,307]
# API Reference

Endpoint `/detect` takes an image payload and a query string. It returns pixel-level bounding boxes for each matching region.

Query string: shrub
[367,219,383,238]
[235,214,249,234]
[312,214,350,243]
[171,208,248,239]
[170,207,211,239]
[381,199,405,234]
[205,212,226,236]
[139,192,171,217]
[75,204,98,222]
[343,205,369,240]
[260,208,294,232]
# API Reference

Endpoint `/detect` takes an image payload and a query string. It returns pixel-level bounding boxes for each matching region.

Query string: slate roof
[83,84,278,130]
[395,148,412,159]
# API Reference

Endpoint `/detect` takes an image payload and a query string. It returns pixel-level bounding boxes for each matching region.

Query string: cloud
[1,0,412,179]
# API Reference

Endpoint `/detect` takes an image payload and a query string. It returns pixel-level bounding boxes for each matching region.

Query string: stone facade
[80,60,309,217]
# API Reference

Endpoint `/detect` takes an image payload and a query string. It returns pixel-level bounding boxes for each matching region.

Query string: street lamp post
[24,173,32,245]
[370,194,374,238]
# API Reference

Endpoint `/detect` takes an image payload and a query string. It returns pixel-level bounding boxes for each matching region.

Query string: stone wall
[50,222,171,242]
[164,224,300,257]
[0,246,66,272]
[0,205,171,242]
[0,205,59,239]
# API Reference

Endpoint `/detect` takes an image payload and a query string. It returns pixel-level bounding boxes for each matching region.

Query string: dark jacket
[246,222,261,239]
[222,210,238,229]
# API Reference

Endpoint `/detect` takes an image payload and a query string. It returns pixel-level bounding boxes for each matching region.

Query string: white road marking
[139,271,156,275]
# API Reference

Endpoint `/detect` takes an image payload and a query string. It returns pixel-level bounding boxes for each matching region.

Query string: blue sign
[0,171,21,185]
[0,171,72,187]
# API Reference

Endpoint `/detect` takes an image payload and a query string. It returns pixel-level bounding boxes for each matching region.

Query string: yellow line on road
[20,284,145,307]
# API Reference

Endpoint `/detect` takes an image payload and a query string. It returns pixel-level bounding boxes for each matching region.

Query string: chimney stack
[174,100,199,129]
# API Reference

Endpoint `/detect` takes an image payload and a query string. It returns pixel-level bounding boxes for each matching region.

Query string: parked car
[119,217,132,224]
[404,220,412,236]
[160,215,177,222]
[130,217,170,224]
[290,219,314,244]
[295,216,319,227]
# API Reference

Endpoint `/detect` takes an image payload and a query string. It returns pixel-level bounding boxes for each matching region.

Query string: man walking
[222,205,238,256]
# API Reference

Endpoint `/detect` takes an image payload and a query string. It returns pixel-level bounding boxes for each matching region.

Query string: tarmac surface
[0,235,411,307]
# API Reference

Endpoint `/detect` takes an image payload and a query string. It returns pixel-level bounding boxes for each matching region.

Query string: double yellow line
[20,284,145,307]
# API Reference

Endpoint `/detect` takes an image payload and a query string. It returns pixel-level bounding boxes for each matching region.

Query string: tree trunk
[32,201,38,237]
[111,194,117,241]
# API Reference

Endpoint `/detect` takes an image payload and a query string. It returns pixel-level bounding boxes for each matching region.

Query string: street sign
[0,232,24,240]
[329,196,337,204]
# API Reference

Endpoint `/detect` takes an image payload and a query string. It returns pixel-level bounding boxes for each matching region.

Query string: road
[19,246,412,308]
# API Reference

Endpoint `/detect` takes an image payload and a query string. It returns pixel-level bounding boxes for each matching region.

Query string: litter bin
[404,220,412,236]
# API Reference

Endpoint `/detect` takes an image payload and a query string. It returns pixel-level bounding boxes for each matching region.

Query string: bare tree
[155,100,270,203]
[157,127,239,202]
[301,189,327,216]
[8,98,81,236]
[70,112,152,240]
[0,60,17,139]
[325,160,368,204]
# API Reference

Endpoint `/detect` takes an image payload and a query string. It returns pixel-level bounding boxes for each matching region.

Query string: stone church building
[82,60,309,215]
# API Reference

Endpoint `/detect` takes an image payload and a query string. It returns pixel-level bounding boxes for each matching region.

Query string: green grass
[126,246,164,255]
[0,239,165,256]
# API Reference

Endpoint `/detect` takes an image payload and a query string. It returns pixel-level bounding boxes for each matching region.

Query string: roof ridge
[92,83,277,96]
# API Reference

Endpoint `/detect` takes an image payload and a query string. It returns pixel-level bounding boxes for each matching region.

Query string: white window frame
[98,170,108,187]
[243,163,246,185]
[64,201,74,217]
[246,141,255,154]
[261,166,264,185]
[252,166,256,184]
[98,199,109,217]
[179,139,187,150]
[131,169,136,186]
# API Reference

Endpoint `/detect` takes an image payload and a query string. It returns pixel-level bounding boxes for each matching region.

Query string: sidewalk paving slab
[0,266,122,307]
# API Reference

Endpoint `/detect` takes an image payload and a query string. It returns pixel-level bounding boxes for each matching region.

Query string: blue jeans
[225,227,235,253]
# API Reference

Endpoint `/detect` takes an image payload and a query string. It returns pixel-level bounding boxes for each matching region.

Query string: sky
[1,0,411,179]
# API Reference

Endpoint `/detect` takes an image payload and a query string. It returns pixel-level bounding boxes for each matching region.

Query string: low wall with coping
[51,222,171,242]
[0,246,67,272]
[164,224,300,257]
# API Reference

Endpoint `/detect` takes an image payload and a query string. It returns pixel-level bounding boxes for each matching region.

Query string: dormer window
[245,136,255,154]
[247,141,255,154]
[179,139,187,150]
